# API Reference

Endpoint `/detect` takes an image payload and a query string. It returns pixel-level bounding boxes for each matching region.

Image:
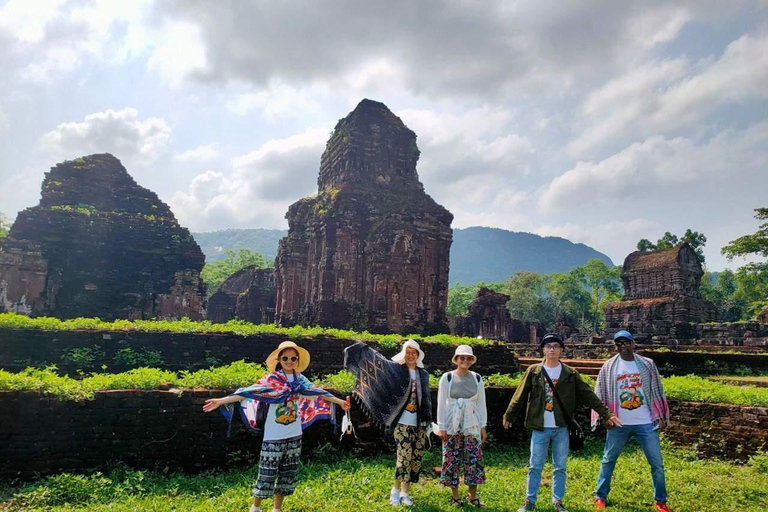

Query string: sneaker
[594,498,606,510]
[654,502,672,512]
[389,488,400,506]
[400,493,413,507]
[517,499,535,512]
[553,501,569,512]
[249,505,260,512]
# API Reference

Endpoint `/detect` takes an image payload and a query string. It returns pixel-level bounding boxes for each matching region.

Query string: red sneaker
[654,502,671,512]
[594,498,606,510]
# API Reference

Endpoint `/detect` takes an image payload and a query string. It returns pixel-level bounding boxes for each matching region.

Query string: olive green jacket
[504,361,613,431]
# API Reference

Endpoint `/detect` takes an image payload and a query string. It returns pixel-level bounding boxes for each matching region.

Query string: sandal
[468,496,486,508]
[450,497,464,507]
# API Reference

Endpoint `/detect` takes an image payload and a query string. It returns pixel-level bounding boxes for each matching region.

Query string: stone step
[518,357,607,368]
[518,357,605,377]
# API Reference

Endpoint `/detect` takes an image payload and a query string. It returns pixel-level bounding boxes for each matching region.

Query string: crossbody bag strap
[541,364,573,425]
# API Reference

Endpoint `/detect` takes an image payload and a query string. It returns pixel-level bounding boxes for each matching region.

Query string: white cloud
[537,219,663,264]
[146,21,207,87]
[170,127,328,230]
[224,81,324,119]
[173,144,219,163]
[571,34,768,155]
[545,122,768,212]
[40,108,172,166]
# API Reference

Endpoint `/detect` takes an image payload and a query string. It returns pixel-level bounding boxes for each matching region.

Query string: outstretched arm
[202,395,245,412]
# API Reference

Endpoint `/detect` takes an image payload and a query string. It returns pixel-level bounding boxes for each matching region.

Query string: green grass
[0,312,490,349]
[1,441,766,511]
[3,364,768,406]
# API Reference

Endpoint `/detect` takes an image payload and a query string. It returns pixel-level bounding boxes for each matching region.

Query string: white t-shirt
[542,363,562,428]
[615,358,652,425]
[398,369,419,426]
[263,373,303,441]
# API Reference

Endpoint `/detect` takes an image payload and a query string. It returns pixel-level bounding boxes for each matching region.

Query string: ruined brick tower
[604,243,718,341]
[275,99,453,334]
[0,154,206,320]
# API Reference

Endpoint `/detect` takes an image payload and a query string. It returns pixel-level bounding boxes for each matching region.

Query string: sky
[1,0,767,270]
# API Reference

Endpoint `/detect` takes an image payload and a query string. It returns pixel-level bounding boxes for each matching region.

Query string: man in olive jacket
[503,333,621,512]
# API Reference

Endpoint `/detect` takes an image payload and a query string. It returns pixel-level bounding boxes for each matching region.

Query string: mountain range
[192,226,614,286]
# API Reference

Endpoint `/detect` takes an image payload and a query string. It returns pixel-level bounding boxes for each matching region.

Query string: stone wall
[207,267,275,324]
[1,388,763,479]
[0,328,519,376]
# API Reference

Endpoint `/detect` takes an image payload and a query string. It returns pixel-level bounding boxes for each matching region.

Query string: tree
[200,249,272,296]
[0,212,11,241]
[700,270,745,322]
[636,229,707,262]
[578,259,622,334]
[503,272,555,325]
[544,270,591,327]
[446,282,506,317]
[721,208,768,320]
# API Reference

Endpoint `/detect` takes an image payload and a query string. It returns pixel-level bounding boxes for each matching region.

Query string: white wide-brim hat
[452,344,477,364]
[391,339,425,368]
[266,340,311,373]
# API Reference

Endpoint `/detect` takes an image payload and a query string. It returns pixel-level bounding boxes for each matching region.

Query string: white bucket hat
[452,344,477,365]
[391,339,425,368]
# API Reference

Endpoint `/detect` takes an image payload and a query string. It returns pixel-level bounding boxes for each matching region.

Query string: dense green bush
[2,363,767,407]
[0,312,488,348]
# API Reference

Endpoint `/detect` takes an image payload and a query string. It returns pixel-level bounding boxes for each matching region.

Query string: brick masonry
[1,387,764,479]
[0,329,519,376]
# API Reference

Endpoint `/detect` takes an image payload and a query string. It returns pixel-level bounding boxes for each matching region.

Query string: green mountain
[192,229,286,262]
[450,227,613,285]
[192,226,613,284]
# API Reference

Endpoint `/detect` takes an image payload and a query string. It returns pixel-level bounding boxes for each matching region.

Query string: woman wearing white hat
[203,341,350,512]
[344,339,432,507]
[437,345,488,508]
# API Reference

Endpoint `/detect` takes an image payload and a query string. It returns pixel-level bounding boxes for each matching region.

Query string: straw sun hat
[266,341,311,372]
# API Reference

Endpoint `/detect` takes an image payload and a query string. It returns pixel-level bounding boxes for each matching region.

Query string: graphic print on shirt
[544,378,558,412]
[274,396,299,425]
[616,371,645,410]
[405,378,418,413]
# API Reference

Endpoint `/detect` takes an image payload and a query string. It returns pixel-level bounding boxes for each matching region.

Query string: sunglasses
[614,339,633,346]
[456,355,474,361]
[280,356,299,362]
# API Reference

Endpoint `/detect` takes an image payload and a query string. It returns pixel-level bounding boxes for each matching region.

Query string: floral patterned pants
[440,434,486,487]
[394,424,427,483]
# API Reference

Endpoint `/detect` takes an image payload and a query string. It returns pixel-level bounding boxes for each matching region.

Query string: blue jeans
[526,427,569,504]
[596,423,667,502]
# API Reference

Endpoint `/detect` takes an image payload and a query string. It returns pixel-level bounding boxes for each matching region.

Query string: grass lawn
[2,439,766,512]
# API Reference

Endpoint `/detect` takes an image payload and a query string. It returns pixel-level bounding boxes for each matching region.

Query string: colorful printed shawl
[590,354,670,429]
[220,370,335,436]
[343,342,432,428]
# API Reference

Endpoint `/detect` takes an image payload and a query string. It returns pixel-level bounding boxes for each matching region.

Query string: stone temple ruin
[604,243,717,342]
[0,154,206,320]
[454,287,545,343]
[207,267,275,324]
[275,99,453,334]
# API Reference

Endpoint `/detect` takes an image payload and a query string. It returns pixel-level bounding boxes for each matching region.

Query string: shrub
[113,347,164,368]
[60,346,105,369]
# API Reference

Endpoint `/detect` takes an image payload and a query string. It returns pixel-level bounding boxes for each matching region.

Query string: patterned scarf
[220,370,335,436]
[344,342,432,428]
[591,354,670,429]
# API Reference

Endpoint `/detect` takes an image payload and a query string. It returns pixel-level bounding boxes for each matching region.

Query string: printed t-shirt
[398,368,419,426]
[263,373,303,441]
[542,363,562,428]
[615,358,652,425]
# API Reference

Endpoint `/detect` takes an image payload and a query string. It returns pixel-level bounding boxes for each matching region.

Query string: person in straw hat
[437,344,488,508]
[203,340,350,512]
[344,339,432,507]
